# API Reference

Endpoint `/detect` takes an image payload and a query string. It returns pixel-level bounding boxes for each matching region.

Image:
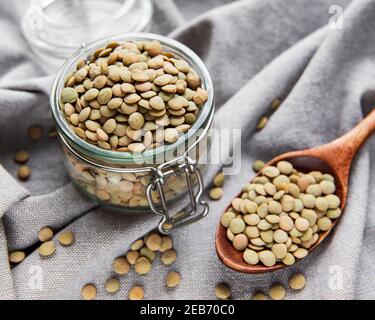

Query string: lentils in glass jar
[60,40,208,153]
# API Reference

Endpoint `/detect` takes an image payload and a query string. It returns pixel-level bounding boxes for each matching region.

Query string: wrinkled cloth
[0,0,374,300]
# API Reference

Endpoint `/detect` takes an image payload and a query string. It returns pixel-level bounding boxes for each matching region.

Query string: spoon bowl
[216,109,375,273]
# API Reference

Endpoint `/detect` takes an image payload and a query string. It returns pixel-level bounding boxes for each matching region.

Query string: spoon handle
[309,108,375,182]
[337,108,375,154]
[322,108,375,163]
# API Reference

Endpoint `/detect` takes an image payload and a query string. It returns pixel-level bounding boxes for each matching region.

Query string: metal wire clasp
[146,155,209,235]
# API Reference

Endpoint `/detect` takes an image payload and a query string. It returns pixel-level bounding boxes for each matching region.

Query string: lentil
[105,278,120,293]
[252,292,267,300]
[161,249,177,266]
[113,257,130,275]
[213,172,225,187]
[229,218,246,234]
[271,98,281,110]
[131,239,144,251]
[258,250,276,267]
[14,150,29,164]
[145,233,162,251]
[126,251,139,265]
[38,227,54,242]
[269,284,286,300]
[81,284,97,300]
[39,241,56,257]
[18,165,31,181]
[243,249,259,265]
[135,257,152,275]
[160,236,173,252]
[221,211,236,228]
[233,234,249,250]
[253,160,265,172]
[9,251,25,264]
[58,231,75,246]
[256,117,268,130]
[166,271,181,288]
[215,283,231,300]
[129,286,144,300]
[289,273,306,290]
[209,187,223,200]
[140,247,156,261]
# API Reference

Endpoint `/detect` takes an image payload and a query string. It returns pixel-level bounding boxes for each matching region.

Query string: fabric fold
[0,165,29,218]
[0,0,374,300]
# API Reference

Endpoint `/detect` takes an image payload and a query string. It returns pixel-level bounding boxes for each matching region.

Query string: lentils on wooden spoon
[220,160,341,268]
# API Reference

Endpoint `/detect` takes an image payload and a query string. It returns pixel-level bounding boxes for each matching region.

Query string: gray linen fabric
[0,0,374,300]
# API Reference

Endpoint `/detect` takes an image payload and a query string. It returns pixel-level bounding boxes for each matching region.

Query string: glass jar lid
[22,0,153,73]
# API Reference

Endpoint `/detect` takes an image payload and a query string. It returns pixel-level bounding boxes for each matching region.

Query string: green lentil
[289,273,306,290]
[209,187,223,200]
[256,117,268,130]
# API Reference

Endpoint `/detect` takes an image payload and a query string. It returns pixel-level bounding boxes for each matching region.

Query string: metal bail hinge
[146,156,209,235]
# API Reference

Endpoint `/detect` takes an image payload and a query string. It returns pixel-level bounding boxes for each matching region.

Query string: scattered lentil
[128,286,144,300]
[18,165,31,181]
[269,284,286,300]
[105,278,120,293]
[28,125,43,140]
[39,241,56,257]
[113,257,130,275]
[209,187,223,200]
[140,247,155,261]
[145,233,162,251]
[161,249,177,266]
[160,236,173,252]
[256,117,268,130]
[126,251,139,265]
[271,98,281,110]
[48,127,58,138]
[38,227,54,242]
[131,239,144,251]
[215,283,231,300]
[9,251,25,264]
[288,273,306,290]
[213,172,225,187]
[166,271,181,288]
[252,292,267,300]
[81,284,97,300]
[14,150,29,164]
[58,231,75,246]
[135,257,152,275]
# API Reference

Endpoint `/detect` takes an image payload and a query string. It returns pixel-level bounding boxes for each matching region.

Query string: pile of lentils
[60,40,208,152]
[220,160,342,267]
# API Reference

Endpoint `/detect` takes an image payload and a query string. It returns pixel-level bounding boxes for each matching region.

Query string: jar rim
[50,33,215,164]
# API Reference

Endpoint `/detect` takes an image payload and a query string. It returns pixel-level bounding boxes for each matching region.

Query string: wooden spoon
[216,109,375,273]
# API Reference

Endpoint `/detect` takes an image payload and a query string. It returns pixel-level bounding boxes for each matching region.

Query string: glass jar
[50,33,215,234]
[22,0,153,74]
